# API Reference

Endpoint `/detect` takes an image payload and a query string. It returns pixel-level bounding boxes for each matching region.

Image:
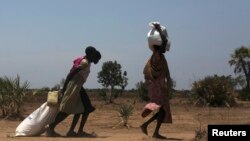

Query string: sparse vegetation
[114,103,134,128]
[193,113,207,141]
[193,128,207,141]
[0,75,29,119]
[191,75,236,107]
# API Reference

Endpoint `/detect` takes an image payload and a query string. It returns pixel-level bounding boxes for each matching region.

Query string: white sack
[147,22,170,52]
[15,102,58,137]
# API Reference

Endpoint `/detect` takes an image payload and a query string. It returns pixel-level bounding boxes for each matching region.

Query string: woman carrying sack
[46,46,101,137]
[140,22,172,139]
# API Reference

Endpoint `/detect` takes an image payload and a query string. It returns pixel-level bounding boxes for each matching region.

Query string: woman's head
[93,50,101,64]
[85,46,101,64]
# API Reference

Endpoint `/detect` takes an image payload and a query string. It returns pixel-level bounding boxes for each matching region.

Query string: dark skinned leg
[66,114,81,136]
[76,88,96,137]
[77,113,97,137]
[140,111,159,135]
[47,112,69,137]
[78,87,92,134]
[78,113,89,133]
[153,107,166,139]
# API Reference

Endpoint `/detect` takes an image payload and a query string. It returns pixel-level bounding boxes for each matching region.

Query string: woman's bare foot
[77,131,97,138]
[66,131,78,137]
[153,133,167,139]
[46,128,61,137]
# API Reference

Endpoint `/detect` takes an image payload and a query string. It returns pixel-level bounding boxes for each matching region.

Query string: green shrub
[192,75,236,107]
[118,104,134,127]
[0,75,29,118]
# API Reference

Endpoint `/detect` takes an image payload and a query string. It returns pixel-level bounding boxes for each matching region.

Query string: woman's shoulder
[79,58,90,69]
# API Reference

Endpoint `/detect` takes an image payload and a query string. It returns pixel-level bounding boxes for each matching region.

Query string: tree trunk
[108,87,114,104]
[241,61,249,89]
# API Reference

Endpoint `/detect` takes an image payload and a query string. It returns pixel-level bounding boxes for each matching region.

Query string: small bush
[0,75,29,119]
[192,75,236,107]
[118,104,134,127]
[194,129,207,141]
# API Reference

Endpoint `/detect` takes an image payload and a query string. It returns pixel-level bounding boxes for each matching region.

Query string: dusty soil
[1,92,250,141]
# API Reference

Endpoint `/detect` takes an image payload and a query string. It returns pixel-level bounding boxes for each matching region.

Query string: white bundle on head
[147,22,170,52]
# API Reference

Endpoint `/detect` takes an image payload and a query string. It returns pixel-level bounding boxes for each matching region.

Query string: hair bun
[85,46,96,55]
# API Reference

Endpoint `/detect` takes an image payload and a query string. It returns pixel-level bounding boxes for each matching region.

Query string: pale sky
[1,0,250,90]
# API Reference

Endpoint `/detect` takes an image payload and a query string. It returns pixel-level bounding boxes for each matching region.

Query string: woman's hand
[153,23,161,31]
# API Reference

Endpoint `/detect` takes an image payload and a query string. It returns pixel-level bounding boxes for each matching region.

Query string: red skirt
[142,77,172,123]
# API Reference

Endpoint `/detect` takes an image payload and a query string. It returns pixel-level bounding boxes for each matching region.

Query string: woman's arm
[153,23,168,53]
[165,59,172,92]
[62,68,82,94]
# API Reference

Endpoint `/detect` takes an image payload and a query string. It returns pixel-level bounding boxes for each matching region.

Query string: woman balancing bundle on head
[140,22,172,139]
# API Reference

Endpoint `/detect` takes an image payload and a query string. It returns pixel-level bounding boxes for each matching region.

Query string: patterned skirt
[142,77,172,123]
[59,73,85,114]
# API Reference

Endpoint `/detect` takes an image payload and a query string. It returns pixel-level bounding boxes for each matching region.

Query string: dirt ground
[1,92,250,141]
